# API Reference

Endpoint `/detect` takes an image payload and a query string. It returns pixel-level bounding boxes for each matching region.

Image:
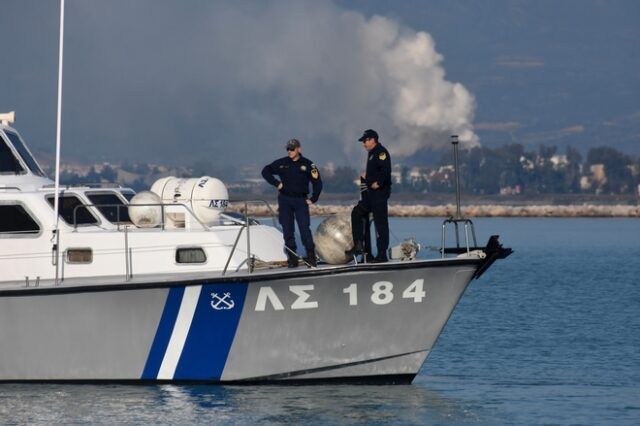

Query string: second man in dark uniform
[262,138,323,267]
[346,129,392,263]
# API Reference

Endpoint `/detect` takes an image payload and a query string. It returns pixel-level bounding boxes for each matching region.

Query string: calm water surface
[1,218,639,425]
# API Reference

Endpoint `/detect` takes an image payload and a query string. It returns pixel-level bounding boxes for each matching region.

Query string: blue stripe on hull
[141,287,185,379]
[174,283,247,380]
[141,283,248,381]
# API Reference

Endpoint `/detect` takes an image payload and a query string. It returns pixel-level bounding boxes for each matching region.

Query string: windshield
[0,134,25,174]
[5,131,46,177]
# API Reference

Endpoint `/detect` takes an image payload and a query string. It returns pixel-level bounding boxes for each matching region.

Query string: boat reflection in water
[0,113,511,384]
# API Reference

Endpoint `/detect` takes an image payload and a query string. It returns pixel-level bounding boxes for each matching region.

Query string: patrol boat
[0,113,511,384]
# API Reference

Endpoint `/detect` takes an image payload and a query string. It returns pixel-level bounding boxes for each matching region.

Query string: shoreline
[228,203,640,218]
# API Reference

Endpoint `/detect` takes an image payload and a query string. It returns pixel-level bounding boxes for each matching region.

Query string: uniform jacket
[261,155,323,203]
[364,143,392,190]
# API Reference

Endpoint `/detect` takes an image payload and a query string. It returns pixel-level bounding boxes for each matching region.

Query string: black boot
[304,248,317,268]
[370,255,388,263]
[371,249,389,263]
[287,251,299,268]
[345,241,364,258]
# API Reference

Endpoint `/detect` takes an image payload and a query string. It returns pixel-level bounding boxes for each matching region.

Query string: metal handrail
[43,182,125,189]
[228,198,280,228]
[222,226,245,276]
[0,186,22,192]
[124,225,130,281]
[71,202,209,231]
[69,202,127,229]
[221,199,283,275]
[66,198,282,276]
[441,217,477,257]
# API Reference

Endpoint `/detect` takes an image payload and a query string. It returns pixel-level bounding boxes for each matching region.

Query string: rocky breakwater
[228,202,640,218]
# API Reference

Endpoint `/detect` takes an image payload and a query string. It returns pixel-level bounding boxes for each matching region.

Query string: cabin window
[0,204,40,234]
[0,136,25,174]
[4,131,46,177]
[86,192,132,224]
[66,248,93,264]
[46,194,99,226]
[176,247,207,264]
[121,190,135,202]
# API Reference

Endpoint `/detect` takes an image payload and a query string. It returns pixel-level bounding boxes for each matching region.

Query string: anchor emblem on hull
[210,292,235,310]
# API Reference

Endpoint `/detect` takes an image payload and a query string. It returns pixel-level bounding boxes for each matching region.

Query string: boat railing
[67,198,278,278]
[71,203,131,230]
[0,186,22,192]
[71,201,213,231]
[441,217,477,257]
[222,199,280,276]
[43,182,126,189]
[70,198,279,275]
[227,198,280,229]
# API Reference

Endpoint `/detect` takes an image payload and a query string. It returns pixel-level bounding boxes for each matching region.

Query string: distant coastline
[228,203,639,218]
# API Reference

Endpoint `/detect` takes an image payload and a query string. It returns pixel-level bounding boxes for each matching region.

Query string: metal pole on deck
[451,135,462,220]
[441,135,477,256]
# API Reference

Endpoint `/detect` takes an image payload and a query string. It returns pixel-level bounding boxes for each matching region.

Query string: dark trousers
[278,194,314,254]
[351,189,390,258]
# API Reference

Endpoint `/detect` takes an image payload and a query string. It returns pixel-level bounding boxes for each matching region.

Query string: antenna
[52,0,65,286]
[53,0,65,228]
[0,111,15,126]
[440,134,478,257]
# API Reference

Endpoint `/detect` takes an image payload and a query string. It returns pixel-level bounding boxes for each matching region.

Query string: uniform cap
[286,138,301,150]
[358,129,379,142]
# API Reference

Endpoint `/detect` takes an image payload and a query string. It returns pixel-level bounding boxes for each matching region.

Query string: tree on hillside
[564,146,582,193]
[586,146,634,193]
[86,166,100,183]
[454,147,501,194]
[495,144,526,189]
[101,165,117,183]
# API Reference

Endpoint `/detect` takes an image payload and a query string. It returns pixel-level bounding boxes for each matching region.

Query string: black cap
[286,138,301,150]
[358,129,378,142]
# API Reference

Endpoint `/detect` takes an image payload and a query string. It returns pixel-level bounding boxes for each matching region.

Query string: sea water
[1,217,638,425]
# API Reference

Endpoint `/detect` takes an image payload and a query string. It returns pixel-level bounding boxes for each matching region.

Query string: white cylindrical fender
[150,176,229,226]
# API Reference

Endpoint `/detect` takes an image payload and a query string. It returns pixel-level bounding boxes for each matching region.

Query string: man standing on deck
[345,129,392,263]
[262,139,323,268]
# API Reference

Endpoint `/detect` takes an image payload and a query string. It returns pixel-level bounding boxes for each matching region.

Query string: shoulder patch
[378,152,387,161]
[311,168,319,179]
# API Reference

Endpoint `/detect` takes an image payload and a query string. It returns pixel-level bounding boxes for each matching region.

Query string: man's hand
[306,199,313,205]
[371,181,380,190]
[277,182,283,190]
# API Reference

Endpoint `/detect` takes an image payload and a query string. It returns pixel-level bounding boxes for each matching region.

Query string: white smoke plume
[61,0,478,164]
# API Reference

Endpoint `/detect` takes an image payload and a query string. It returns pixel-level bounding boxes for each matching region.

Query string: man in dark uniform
[346,129,391,263]
[262,138,323,268]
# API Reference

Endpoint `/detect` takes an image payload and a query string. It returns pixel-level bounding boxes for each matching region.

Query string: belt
[280,190,307,198]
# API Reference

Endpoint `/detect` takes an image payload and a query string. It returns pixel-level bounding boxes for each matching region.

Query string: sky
[1,0,639,172]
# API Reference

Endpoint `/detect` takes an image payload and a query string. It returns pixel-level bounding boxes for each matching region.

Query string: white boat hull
[0,259,480,384]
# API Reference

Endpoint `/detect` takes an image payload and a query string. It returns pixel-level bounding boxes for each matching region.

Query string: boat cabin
[0,115,285,288]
